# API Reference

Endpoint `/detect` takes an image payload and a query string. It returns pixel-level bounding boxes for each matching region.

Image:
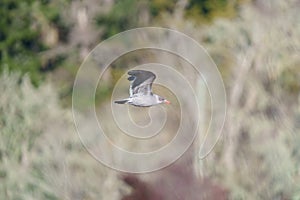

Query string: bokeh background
[1,0,300,199]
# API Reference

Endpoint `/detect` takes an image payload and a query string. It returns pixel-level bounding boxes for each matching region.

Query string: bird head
[158,96,170,105]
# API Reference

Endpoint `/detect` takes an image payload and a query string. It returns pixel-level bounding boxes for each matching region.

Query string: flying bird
[114,70,170,107]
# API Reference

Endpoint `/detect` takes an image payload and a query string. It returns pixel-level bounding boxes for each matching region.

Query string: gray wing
[127,70,156,96]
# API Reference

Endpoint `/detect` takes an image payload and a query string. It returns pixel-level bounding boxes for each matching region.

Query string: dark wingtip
[127,70,156,78]
[127,70,135,75]
[114,100,128,104]
[127,76,135,81]
[128,70,149,75]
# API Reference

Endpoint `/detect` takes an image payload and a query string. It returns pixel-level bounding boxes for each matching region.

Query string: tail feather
[114,99,129,104]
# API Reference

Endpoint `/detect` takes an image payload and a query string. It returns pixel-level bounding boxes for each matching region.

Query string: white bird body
[114,70,170,107]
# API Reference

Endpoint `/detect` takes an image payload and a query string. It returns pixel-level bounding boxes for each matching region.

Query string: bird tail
[114,99,129,104]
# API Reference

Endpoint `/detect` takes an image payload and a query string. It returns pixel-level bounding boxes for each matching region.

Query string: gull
[114,70,170,107]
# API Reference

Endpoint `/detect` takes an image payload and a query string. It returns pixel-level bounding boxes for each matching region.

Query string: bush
[0,71,128,199]
[0,0,69,86]
[198,1,300,199]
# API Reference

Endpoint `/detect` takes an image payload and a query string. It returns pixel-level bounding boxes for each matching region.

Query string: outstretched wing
[127,70,156,96]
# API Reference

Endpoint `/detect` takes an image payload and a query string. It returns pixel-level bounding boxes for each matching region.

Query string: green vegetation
[198,2,300,199]
[0,71,128,199]
[1,0,300,199]
[0,0,68,85]
[0,1,43,85]
[97,0,143,38]
[97,0,244,38]
[185,0,240,21]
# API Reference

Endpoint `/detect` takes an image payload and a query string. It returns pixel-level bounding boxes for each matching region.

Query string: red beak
[164,100,171,104]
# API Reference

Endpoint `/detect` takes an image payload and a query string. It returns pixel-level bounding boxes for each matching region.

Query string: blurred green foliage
[149,0,177,17]
[199,2,300,198]
[0,0,245,92]
[97,0,242,38]
[0,71,127,199]
[1,1,300,199]
[0,1,43,85]
[186,0,236,21]
[0,70,54,198]
[97,0,142,38]
[0,0,68,86]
